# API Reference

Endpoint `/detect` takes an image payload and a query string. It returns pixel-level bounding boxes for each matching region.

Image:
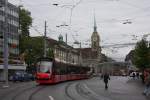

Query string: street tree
[19,7,32,37]
[133,39,150,70]
[19,7,33,70]
[24,37,44,72]
[19,36,55,72]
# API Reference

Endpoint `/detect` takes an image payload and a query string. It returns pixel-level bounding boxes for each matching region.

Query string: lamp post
[44,21,47,57]
[52,0,82,25]
[3,0,9,87]
[52,3,75,25]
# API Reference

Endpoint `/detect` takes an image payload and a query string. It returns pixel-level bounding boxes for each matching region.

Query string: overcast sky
[9,0,150,61]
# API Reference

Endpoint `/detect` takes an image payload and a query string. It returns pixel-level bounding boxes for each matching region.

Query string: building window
[0,32,3,39]
[93,42,96,47]
[0,15,4,21]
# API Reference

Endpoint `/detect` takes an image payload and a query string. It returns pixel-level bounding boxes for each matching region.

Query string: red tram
[35,57,91,84]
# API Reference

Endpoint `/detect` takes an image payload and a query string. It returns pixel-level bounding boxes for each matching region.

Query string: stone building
[47,35,80,65]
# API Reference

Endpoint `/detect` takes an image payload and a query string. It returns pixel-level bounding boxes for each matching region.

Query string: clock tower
[91,14,100,50]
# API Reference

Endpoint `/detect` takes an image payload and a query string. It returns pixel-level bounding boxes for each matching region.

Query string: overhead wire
[114,0,150,23]
[15,0,150,48]
[30,26,43,36]
[95,0,150,24]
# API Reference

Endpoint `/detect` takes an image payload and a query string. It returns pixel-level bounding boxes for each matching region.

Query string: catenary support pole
[44,21,47,57]
[3,0,9,87]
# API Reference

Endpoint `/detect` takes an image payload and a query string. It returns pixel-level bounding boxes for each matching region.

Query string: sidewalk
[84,76,150,100]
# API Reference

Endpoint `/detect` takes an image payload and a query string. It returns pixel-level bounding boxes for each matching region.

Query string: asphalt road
[0,76,149,100]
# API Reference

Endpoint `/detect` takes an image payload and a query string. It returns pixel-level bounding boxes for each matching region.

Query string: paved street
[83,76,150,100]
[0,76,149,100]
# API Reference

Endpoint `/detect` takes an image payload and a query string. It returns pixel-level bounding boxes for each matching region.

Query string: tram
[35,57,91,84]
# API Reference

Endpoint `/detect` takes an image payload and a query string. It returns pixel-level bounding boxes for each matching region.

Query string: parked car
[9,72,35,82]
[23,73,35,81]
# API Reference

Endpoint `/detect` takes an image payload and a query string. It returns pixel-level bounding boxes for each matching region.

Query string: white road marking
[49,96,54,100]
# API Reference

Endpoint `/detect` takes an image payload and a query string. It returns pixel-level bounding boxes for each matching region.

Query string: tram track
[76,83,111,100]
[10,85,46,100]
[28,85,46,100]
[76,83,98,100]
[65,82,90,100]
[0,81,47,100]
[11,85,37,100]
[65,82,76,100]
[0,82,35,100]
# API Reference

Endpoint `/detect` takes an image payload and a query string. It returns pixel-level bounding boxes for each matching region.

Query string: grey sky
[9,0,150,61]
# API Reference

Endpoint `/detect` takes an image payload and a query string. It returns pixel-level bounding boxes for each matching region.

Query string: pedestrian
[143,71,150,96]
[100,74,103,79]
[136,71,139,79]
[132,72,136,79]
[103,72,110,90]
[140,72,145,84]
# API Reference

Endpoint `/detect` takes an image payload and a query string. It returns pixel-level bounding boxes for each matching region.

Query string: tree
[133,39,150,70]
[19,7,32,36]
[21,37,44,72]
[19,7,33,69]
[19,36,55,72]
[47,48,54,58]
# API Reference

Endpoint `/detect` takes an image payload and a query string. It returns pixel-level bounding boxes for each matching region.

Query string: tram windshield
[37,61,53,73]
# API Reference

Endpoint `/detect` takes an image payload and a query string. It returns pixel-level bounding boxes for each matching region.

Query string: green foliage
[19,37,54,66]
[133,39,150,69]
[19,8,32,36]
[20,37,43,65]
[47,48,54,58]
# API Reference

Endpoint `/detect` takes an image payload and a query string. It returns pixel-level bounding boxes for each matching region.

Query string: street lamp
[52,2,78,25]
[122,19,132,24]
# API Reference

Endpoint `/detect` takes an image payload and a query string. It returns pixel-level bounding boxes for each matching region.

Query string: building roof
[76,48,98,59]
[31,36,78,53]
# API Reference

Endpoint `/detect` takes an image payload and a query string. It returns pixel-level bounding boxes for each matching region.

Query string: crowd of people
[129,71,141,79]
[129,70,150,96]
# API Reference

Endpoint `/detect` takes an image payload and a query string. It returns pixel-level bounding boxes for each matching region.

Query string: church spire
[94,12,97,32]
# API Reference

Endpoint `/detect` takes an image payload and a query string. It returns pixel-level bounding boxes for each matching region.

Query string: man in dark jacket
[103,72,110,90]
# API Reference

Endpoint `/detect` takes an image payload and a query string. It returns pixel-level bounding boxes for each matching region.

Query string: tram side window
[69,65,77,74]
[53,62,67,75]
[59,63,67,75]
[54,62,61,74]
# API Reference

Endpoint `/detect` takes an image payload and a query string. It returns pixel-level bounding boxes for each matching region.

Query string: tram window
[54,62,60,74]
[38,61,53,73]
[59,63,67,75]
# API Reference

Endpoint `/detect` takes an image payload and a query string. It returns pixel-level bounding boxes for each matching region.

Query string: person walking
[136,71,139,79]
[132,71,136,79]
[143,71,150,96]
[103,72,110,90]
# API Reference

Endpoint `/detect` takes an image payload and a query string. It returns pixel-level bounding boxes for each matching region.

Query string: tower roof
[94,12,97,32]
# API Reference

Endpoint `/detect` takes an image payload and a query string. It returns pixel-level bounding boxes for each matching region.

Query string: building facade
[0,1,26,81]
[0,1,19,58]
[47,36,80,65]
